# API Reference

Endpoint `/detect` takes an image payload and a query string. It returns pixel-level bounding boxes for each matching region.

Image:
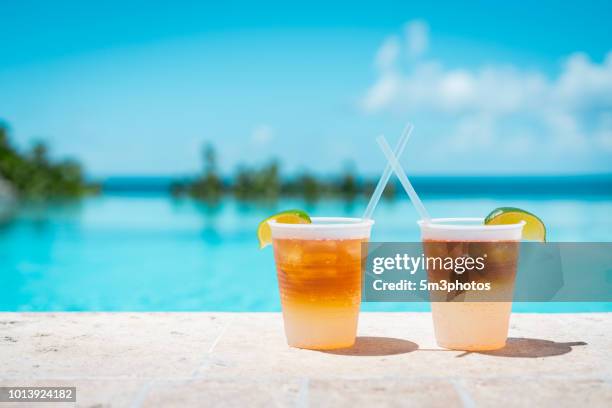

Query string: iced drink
[419,218,524,351]
[270,217,373,350]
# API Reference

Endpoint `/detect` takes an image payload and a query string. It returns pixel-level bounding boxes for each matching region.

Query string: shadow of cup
[476,337,587,358]
[321,336,419,356]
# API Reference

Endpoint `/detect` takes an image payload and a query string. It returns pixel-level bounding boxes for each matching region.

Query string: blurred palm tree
[234,160,280,201]
[0,122,91,199]
[337,161,359,201]
[295,172,321,202]
[172,143,224,201]
[173,141,399,203]
[192,144,224,200]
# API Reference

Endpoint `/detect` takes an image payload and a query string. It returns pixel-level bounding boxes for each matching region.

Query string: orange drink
[419,218,525,351]
[270,217,373,350]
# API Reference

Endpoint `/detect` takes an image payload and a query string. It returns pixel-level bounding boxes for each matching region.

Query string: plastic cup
[418,218,525,351]
[270,217,374,350]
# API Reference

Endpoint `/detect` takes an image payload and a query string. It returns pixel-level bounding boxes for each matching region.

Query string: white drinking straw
[362,123,414,220]
[377,135,431,223]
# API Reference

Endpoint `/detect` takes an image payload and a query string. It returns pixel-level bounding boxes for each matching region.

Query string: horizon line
[93,172,612,181]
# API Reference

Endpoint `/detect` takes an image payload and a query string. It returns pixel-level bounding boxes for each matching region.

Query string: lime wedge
[484,207,546,242]
[257,209,311,248]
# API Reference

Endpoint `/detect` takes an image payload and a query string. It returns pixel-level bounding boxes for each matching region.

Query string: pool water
[1,194,611,312]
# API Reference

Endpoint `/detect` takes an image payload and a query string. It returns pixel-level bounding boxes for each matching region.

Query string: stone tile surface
[142,379,302,408]
[0,312,610,407]
[208,313,609,380]
[0,313,230,379]
[0,379,144,408]
[463,378,612,407]
[308,378,463,408]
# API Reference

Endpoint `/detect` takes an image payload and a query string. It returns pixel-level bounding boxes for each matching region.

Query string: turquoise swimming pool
[1,193,611,312]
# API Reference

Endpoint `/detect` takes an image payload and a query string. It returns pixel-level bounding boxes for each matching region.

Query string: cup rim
[417,217,525,231]
[268,216,374,230]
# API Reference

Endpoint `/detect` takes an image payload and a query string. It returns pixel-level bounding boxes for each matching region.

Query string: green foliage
[171,144,225,201]
[0,123,92,199]
[234,161,280,201]
[283,172,323,202]
[338,162,359,200]
[175,142,399,203]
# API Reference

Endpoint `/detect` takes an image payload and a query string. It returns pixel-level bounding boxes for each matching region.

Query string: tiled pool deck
[1,312,611,407]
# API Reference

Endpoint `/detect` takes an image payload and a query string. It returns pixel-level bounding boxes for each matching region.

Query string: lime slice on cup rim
[484,207,546,242]
[257,209,311,248]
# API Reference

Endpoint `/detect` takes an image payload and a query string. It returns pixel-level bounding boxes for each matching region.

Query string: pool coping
[0,312,610,406]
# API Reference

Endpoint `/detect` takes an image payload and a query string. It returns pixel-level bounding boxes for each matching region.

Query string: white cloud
[361,21,612,154]
[404,20,429,58]
[361,72,400,112]
[554,52,612,111]
[363,62,550,115]
[375,36,400,71]
[250,124,274,145]
[450,113,496,151]
[594,112,612,150]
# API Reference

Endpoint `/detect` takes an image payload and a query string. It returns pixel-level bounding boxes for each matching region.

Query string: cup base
[436,340,506,351]
[431,302,512,352]
[281,302,359,351]
[287,340,356,351]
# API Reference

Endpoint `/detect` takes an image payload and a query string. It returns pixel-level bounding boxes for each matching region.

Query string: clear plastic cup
[418,218,525,351]
[270,217,374,350]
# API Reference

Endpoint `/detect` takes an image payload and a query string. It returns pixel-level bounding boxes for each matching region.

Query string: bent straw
[377,135,431,223]
[362,123,414,220]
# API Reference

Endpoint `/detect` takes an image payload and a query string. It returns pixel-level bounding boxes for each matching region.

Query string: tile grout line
[208,315,235,354]
[130,379,155,408]
[128,314,235,406]
[295,377,309,408]
[451,379,476,408]
[190,314,235,378]
[1,374,610,382]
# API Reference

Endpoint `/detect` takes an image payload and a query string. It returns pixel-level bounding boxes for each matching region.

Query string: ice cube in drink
[419,218,524,351]
[270,218,373,350]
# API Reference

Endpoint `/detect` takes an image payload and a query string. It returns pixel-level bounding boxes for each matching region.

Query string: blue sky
[1,0,611,177]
